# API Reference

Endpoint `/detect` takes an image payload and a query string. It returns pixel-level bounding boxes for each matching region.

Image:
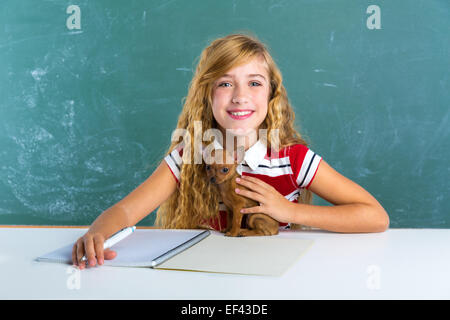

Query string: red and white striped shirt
[164,140,322,231]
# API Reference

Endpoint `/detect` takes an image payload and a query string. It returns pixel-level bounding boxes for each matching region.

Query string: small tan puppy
[204,148,279,237]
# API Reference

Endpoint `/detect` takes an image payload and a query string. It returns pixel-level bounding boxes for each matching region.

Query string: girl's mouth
[227,110,254,120]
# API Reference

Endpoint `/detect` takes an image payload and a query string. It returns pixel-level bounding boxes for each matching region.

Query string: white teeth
[230,111,252,116]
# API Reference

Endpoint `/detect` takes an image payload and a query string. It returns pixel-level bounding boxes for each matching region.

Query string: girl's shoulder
[167,142,185,159]
[277,143,322,189]
[274,143,310,158]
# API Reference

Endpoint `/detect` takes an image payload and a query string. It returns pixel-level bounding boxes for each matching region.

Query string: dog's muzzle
[210,177,216,184]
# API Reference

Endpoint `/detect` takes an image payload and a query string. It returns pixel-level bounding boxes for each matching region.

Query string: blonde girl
[72,32,389,269]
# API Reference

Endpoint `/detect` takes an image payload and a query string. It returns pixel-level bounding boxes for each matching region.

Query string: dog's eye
[205,165,210,171]
[221,167,229,173]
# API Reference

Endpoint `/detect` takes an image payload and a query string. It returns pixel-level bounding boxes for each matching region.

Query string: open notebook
[37,229,313,276]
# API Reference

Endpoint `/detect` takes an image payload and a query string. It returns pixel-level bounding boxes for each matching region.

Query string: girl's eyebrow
[220,73,267,81]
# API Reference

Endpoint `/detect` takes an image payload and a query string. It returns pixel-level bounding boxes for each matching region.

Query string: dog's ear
[234,146,245,164]
[203,142,217,165]
[215,149,224,163]
[223,147,245,165]
[224,149,236,165]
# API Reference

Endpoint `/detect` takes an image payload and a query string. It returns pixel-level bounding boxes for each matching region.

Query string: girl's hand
[235,175,293,223]
[72,232,117,270]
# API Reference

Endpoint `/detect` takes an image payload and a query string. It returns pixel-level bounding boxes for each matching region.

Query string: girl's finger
[93,235,105,265]
[242,175,273,191]
[236,177,266,195]
[235,187,264,204]
[104,249,117,260]
[83,236,96,267]
[241,205,262,214]
[72,243,78,266]
[76,239,86,269]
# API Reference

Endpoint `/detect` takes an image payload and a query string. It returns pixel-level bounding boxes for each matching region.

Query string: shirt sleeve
[164,144,184,184]
[163,140,223,184]
[289,144,322,189]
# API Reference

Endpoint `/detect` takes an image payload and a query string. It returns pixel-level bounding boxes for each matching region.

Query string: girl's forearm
[87,205,131,239]
[286,202,389,233]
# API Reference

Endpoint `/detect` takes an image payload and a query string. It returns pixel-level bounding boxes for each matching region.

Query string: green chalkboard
[0,0,449,227]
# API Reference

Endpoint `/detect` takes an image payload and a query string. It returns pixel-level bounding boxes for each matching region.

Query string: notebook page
[103,229,208,267]
[156,233,314,276]
[36,229,208,267]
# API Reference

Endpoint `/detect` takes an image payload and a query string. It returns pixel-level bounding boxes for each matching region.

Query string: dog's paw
[225,230,239,237]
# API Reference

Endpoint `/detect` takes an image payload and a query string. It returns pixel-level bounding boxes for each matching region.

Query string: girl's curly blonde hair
[155,32,312,229]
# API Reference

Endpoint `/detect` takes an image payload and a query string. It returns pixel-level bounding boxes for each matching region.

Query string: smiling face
[211,56,271,138]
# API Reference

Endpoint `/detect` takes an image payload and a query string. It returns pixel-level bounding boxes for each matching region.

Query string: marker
[80,226,136,262]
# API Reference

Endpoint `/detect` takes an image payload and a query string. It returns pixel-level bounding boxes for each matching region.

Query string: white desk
[1,227,449,299]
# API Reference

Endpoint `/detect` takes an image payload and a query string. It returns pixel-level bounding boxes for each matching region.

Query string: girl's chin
[227,127,257,136]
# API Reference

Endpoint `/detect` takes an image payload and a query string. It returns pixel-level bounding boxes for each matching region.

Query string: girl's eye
[218,82,261,87]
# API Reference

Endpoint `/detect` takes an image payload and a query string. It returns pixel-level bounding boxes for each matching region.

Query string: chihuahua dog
[204,148,279,237]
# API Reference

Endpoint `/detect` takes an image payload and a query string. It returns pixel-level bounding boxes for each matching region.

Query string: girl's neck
[221,130,258,152]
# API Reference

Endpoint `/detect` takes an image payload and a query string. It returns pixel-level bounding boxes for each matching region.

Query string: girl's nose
[232,86,250,104]
[232,96,248,104]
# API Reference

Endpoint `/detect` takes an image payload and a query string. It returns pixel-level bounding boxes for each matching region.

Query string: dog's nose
[210,177,216,183]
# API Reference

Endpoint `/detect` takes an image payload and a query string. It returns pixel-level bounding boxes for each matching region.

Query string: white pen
[81,226,136,262]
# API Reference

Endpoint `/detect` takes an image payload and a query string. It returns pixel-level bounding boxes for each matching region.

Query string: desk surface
[1,227,449,299]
